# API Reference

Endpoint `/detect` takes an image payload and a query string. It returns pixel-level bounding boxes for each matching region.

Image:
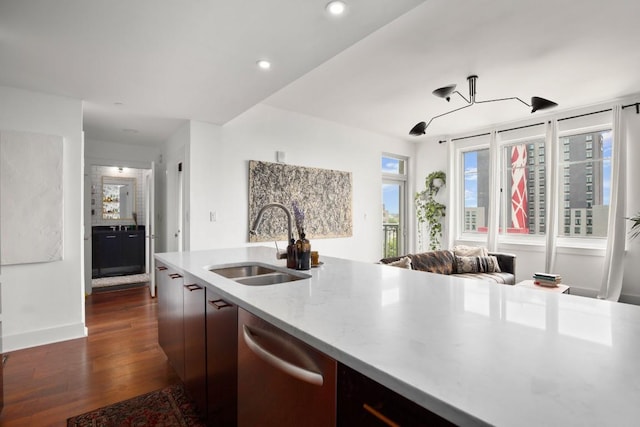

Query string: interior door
[144,162,156,297]
[382,180,406,258]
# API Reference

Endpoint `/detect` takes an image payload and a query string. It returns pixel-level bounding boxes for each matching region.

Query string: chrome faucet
[249,203,294,244]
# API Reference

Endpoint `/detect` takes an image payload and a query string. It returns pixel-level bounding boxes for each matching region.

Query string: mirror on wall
[102,176,136,220]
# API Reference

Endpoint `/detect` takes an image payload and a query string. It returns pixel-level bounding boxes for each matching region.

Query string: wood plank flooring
[0,286,180,426]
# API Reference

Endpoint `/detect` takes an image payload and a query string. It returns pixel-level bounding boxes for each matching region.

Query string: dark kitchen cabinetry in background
[91,226,145,278]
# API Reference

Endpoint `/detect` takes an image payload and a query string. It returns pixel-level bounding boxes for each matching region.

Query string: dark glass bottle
[296,232,311,270]
[286,238,297,269]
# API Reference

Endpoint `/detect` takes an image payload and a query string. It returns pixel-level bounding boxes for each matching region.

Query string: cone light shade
[409,121,427,136]
[432,84,456,101]
[530,96,558,113]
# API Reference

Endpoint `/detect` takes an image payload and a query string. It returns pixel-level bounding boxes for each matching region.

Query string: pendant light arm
[423,103,474,130]
[451,90,471,104]
[475,96,531,108]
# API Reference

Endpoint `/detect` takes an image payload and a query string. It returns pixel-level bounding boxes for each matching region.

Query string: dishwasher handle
[242,324,324,387]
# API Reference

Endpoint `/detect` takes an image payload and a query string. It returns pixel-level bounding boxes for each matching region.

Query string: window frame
[452,121,613,251]
[381,153,408,257]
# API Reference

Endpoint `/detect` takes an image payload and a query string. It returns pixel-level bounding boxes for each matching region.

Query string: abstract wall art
[1,130,64,265]
[248,160,352,242]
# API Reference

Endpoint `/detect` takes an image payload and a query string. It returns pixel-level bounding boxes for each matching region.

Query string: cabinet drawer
[338,363,453,427]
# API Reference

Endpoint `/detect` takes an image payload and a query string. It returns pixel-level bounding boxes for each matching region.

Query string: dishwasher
[237,308,336,426]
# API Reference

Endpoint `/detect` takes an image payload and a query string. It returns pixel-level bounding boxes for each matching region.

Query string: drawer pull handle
[184,284,202,291]
[169,273,182,279]
[242,325,323,386]
[105,235,116,239]
[128,234,137,238]
[157,266,168,271]
[208,299,232,310]
[363,403,400,427]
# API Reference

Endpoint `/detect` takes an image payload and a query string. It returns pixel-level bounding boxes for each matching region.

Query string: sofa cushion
[386,256,412,269]
[410,250,455,275]
[452,245,488,257]
[455,255,501,274]
[454,272,515,285]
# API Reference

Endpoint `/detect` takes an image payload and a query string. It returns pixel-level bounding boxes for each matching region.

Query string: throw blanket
[410,250,455,275]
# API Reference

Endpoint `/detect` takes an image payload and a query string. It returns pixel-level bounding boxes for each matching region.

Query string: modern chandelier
[409,75,558,136]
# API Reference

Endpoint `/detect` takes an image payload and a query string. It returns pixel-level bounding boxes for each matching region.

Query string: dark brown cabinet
[157,267,238,425]
[183,274,207,420]
[337,362,453,427]
[156,262,185,380]
[206,288,237,426]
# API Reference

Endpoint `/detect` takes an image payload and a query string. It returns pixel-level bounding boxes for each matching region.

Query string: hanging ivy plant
[415,171,446,251]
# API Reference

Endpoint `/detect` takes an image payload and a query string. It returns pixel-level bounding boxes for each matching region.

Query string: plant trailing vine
[415,170,446,251]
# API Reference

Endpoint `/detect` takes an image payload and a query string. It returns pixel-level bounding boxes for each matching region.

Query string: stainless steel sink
[209,262,310,286]
[211,264,278,279]
[236,272,306,286]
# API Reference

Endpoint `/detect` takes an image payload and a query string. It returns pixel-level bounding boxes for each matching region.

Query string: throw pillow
[387,256,412,269]
[455,255,501,274]
[452,245,488,257]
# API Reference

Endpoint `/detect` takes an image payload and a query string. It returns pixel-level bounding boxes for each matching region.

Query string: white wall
[415,97,640,302]
[85,138,161,167]
[0,86,85,351]
[180,104,414,262]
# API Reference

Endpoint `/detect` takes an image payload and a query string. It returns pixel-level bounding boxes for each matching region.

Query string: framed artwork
[248,160,352,242]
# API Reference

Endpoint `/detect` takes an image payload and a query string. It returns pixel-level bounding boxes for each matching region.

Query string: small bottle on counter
[296,232,311,270]
[286,239,297,269]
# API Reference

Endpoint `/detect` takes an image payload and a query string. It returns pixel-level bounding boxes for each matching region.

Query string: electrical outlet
[210,211,217,222]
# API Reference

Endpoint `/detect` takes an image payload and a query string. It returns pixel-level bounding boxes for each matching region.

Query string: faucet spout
[250,203,294,243]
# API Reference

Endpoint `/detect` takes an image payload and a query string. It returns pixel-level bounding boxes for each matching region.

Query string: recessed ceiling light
[326,1,346,16]
[257,59,271,70]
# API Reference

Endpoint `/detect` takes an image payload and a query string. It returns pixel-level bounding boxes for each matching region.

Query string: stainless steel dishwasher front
[237,308,336,426]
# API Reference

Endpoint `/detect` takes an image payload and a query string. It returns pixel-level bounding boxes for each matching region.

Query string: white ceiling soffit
[0,0,425,144]
[265,0,640,140]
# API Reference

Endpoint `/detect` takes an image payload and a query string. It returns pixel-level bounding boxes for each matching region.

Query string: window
[453,121,613,248]
[557,130,612,238]
[382,155,407,257]
[500,140,546,235]
[463,149,490,233]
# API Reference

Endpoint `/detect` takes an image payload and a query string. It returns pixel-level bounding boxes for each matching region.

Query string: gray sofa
[380,249,516,285]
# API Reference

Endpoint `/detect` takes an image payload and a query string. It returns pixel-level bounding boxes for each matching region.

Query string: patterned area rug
[67,384,205,427]
[92,273,150,288]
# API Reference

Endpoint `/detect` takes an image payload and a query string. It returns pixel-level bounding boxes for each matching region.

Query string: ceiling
[1,0,640,145]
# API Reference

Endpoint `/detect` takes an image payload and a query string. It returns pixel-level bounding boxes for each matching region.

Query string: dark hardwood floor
[0,286,180,426]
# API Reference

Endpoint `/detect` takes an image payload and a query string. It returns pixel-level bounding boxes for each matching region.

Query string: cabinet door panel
[183,276,207,419]
[206,288,237,426]
[156,264,185,380]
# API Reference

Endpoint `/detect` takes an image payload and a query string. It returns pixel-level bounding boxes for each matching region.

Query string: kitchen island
[156,246,640,426]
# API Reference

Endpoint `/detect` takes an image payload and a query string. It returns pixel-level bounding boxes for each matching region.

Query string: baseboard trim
[2,322,87,352]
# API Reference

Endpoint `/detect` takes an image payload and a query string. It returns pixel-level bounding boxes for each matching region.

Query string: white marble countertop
[156,246,640,426]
